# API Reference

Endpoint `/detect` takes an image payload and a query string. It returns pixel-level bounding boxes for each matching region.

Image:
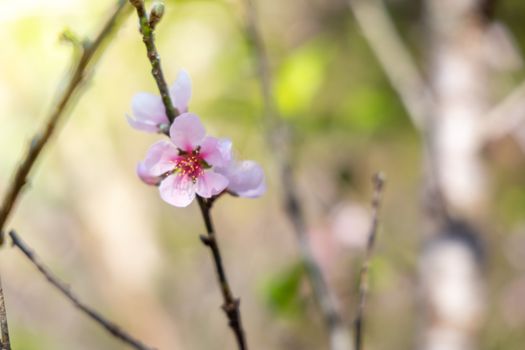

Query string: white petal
[217,160,266,198]
[169,113,206,151]
[159,174,196,207]
[141,140,179,176]
[196,172,229,198]
[130,92,168,130]
[170,69,192,114]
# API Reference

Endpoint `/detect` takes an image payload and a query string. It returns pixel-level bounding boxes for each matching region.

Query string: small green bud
[149,2,165,30]
[159,123,170,135]
[60,28,81,46]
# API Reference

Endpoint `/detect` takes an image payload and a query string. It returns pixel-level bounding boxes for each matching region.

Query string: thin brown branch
[354,173,386,350]
[0,0,130,237]
[0,276,10,350]
[243,0,278,133]
[128,0,178,123]
[0,5,129,348]
[128,2,247,348]
[8,230,155,350]
[348,0,449,221]
[243,1,353,349]
[197,197,247,350]
[347,0,432,131]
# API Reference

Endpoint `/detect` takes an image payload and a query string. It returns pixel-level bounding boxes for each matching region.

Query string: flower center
[175,153,204,182]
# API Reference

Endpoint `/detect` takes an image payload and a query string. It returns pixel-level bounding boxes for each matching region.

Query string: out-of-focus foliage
[260,262,305,318]
[275,39,330,118]
[0,0,524,349]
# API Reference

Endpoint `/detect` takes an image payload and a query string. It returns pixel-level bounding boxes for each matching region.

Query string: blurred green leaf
[260,262,305,317]
[275,40,329,117]
[500,186,525,224]
[369,255,391,290]
[12,327,54,350]
[339,86,403,133]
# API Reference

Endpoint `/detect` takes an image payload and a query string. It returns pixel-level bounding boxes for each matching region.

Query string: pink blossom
[138,113,231,207]
[216,159,266,198]
[137,162,162,186]
[127,70,192,133]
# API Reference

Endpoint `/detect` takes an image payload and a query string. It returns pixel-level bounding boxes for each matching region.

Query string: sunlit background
[1,0,525,349]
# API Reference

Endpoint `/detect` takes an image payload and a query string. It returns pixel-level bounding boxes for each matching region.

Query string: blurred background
[0,0,525,349]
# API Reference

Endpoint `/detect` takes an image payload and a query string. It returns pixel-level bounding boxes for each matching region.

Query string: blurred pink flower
[127,70,192,133]
[138,113,231,207]
[331,203,370,249]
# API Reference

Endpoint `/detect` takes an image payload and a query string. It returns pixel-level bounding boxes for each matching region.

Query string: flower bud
[149,2,165,30]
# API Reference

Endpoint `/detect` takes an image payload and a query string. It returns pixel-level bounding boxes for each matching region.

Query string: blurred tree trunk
[419,0,491,349]
[349,0,519,348]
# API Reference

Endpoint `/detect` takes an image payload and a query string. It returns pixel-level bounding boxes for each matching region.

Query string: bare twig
[0,0,130,236]
[128,2,247,348]
[354,173,385,350]
[347,0,433,131]
[0,4,129,348]
[243,0,278,133]
[0,276,10,350]
[481,79,525,143]
[347,0,448,222]
[243,1,353,349]
[128,0,178,123]
[8,230,155,350]
[197,197,247,350]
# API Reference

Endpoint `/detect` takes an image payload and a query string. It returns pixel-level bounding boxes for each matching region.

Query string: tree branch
[348,0,449,222]
[128,2,247,348]
[128,0,178,123]
[8,230,155,350]
[243,1,353,349]
[481,79,525,143]
[0,0,130,237]
[0,276,10,350]
[347,0,433,131]
[197,197,247,350]
[0,4,129,349]
[354,173,385,350]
